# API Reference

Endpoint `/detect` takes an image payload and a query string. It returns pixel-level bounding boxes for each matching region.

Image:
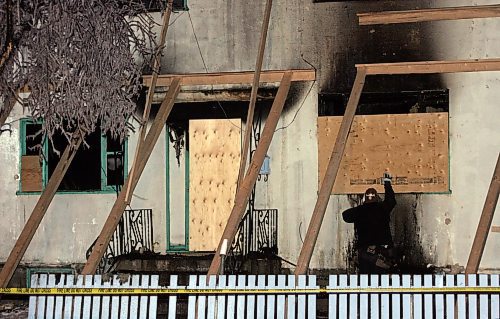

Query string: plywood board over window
[189,119,241,251]
[21,155,43,192]
[318,113,449,194]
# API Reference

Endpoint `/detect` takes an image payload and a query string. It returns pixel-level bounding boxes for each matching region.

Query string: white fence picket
[445,275,455,319]
[468,274,478,319]
[45,275,56,319]
[36,274,48,319]
[297,275,307,319]
[413,275,423,319]
[138,275,149,319]
[63,275,75,319]
[328,275,338,319]
[338,275,348,319]
[276,275,286,319]
[206,275,217,319]
[100,277,111,319]
[402,275,411,319]
[187,275,198,319]
[54,274,66,319]
[72,275,84,319]
[216,275,227,319]
[349,275,358,319]
[369,274,380,319]
[307,275,317,319]
[148,275,159,319]
[82,275,93,319]
[287,275,297,319]
[226,275,237,319]
[380,275,390,319]
[91,275,102,319]
[456,274,467,319]
[478,274,489,319]
[109,276,120,319]
[267,275,277,319]
[28,274,39,319]
[491,274,499,319]
[359,275,369,319]
[424,275,433,319]
[236,275,246,319]
[168,275,179,319]
[246,275,256,319]
[256,275,266,319]
[391,274,401,319]
[197,274,207,319]
[128,275,140,319]
[434,275,444,319]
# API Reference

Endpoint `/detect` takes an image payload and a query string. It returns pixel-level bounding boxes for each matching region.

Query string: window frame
[17,118,128,195]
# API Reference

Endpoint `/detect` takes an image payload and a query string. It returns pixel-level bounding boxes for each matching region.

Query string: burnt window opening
[19,119,127,193]
[318,90,449,117]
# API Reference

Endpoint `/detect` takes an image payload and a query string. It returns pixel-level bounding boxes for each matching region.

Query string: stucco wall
[0,0,499,271]
[157,0,499,271]
[0,104,168,264]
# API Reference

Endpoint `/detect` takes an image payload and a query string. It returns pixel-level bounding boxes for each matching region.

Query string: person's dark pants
[358,245,398,274]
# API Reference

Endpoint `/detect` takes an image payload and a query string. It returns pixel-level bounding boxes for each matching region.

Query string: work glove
[383,172,392,184]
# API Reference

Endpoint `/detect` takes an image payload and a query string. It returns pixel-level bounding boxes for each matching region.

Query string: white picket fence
[28,274,499,318]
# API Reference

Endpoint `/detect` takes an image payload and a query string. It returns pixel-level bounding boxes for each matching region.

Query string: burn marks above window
[318,90,449,117]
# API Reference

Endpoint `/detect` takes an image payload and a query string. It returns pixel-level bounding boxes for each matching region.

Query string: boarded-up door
[189,119,241,251]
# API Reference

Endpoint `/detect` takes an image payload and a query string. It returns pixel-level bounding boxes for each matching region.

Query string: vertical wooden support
[126,0,174,202]
[294,68,367,275]
[237,0,273,188]
[207,72,293,275]
[82,78,181,275]
[0,90,18,128]
[465,153,500,274]
[0,137,83,288]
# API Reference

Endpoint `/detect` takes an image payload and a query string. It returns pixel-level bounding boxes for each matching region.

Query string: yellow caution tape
[0,287,499,295]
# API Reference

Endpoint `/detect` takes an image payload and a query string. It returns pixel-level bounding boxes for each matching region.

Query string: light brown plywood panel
[189,119,241,251]
[21,155,43,192]
[318,113,449,194]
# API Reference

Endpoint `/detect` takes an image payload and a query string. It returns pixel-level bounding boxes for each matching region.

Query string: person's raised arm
[383,172,396,211]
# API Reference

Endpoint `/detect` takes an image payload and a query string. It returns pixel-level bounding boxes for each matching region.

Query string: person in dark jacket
[342,172,398,274]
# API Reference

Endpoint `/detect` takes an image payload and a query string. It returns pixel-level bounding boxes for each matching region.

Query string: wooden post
[0,136,83,287]
[126,0,174,203]
[465,153,500,274]
[0,91,17,128]
[207,72,293,275]
[294,68,367,275]
[358,5,500,25]
[237,0,273,188]
[82,78,181,274]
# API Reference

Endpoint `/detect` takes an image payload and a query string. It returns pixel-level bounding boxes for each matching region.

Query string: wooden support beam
[465,153,500,274]
[358,5,500,25]
[0,91,18,128]
[126,0,174,203]
[357,58,500,75]
[207,72,293,276]
[0,137,83,288]
[142,69,315,87]
[82,78,181,275]
[294,69,367,275]
[237,0,273,188]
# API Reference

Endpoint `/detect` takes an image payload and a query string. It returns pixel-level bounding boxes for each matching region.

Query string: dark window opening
[49,130,102,191]
[318,90,449,117]
[25,122,43,155]
[106,132,125,187]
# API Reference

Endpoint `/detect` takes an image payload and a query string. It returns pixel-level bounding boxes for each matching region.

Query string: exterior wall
[157,0,499,271]
[0,0,499,271]
[0,103,168,264]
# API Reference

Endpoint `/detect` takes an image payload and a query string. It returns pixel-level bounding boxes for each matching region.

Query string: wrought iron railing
[226,208,278,273]
[86,209,153,273]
